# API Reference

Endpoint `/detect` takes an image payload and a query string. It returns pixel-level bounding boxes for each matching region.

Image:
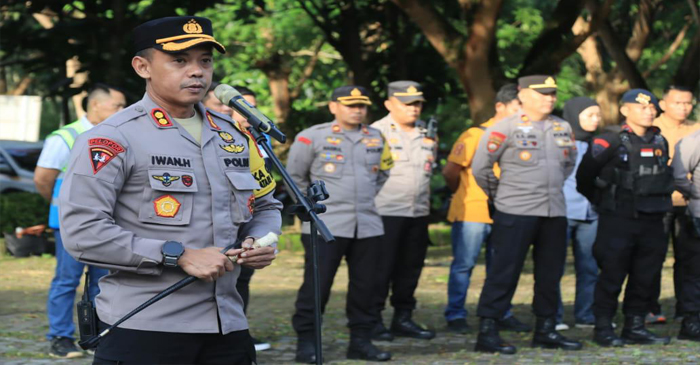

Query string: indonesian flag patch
[640,148,654,157]
[88,138,125,174]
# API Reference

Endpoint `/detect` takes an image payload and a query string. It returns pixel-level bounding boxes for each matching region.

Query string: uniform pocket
[510,148,539,167]
[225,171,261,223]
[138,169,198,226]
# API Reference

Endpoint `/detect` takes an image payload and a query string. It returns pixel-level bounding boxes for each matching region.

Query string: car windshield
[6,148,42,171]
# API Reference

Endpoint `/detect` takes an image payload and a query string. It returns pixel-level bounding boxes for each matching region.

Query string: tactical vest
[612,130,673,214]
[48,119,90,229]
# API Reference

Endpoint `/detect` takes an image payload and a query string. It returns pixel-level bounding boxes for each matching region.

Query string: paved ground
[1,237,699,364]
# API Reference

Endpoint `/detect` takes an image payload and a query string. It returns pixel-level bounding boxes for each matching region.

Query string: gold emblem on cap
[635,93,651,105]
[407,86,417,93]
[351,88,362,96]
[544,77,555,86]
[183,19,203,34]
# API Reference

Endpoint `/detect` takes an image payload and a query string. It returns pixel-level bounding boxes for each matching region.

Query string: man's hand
[34,166,61,201]
[178,247,234,282]
[225,237,277,270]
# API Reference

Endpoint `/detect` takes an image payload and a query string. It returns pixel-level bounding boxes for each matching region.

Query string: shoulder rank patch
[88,138,125,174]
[486,132,506,153]
[206,112,221,130]
[151,108,173,127]
[332,124,341,133]
[297,136,312,145]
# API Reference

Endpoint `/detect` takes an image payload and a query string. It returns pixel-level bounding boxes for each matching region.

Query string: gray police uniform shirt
[287,121,393,239]
[371,115,437,217]
[58,93,282,334]
[472,113,577,217]
[673,129,700,217]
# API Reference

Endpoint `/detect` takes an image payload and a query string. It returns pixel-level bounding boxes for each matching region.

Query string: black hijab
[563,96,599,143]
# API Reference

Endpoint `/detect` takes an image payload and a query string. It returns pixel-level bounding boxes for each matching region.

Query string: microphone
[214,84,287,143]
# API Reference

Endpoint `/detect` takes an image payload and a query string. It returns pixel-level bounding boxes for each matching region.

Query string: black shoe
[593,317,624,347]
[531,317,583,350]
[621,315,671,345]
[347,338,391,361]
[295,337,317,364]
[49,337,84,359]
[474,318,517,354]
[679,313,700,341]
[447,318,470,334]
[391,309,435,339]
[372,321,394,341]
[498,316,532,333]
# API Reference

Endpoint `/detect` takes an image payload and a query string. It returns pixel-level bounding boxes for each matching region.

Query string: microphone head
[214,84,240,105]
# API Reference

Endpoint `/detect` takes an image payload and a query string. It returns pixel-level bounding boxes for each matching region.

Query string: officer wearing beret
[577,89,673,347]
[288,86,393,363]
[472,75,582,354]
[370,81,437,341]
[58,16,282,364]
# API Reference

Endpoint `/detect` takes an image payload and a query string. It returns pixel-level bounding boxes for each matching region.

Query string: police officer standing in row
[370,81,437,341]
[577,89,673,347]
[288,86,393,363]
[671,107,700,341]
[472,75,582,354]
[59,16,281,364]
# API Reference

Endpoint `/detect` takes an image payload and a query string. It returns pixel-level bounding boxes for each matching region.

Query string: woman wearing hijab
[556,97,603,330]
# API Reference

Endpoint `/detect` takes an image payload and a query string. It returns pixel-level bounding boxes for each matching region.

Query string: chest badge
[220,144,246,154]
[519,151,532,161]
[218,131,234,143]
[326,137,342,145]
[152,173,181,187]
[323,163,336,173]
[182,175,193,187]
[154,195,181,218]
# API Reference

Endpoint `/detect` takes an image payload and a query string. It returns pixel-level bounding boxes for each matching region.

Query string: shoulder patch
[486,131,506,153]
[297,136,312,145]
[591,138,610,157]
[88,138,125,174]
[151,108,173,127]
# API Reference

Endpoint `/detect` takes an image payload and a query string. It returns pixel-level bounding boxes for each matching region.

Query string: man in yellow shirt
[442,84,528,333]
[648,85,700,324]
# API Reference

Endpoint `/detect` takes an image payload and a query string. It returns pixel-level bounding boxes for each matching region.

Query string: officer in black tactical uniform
[576,89,673,347]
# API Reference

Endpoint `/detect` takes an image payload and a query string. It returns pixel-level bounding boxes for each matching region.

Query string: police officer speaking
[288,86,393,363]
[577,89,673,347]
[370,81,437,341]
[472,75,582,354]
[58,16,282,364]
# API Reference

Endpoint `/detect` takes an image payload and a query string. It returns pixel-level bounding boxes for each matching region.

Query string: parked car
[0,139,43,194]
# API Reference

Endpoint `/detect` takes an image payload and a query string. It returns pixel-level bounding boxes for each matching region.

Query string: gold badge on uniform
[219,131,234,143]
[519,151,532,161]
[326,137,342,145]
[220,144,245,153]
[323,163,336,173]
[151,108,173,127]
[654,149,663,157]
[636,93,652,105]
[332,124,342,133]
[154,195,181,218]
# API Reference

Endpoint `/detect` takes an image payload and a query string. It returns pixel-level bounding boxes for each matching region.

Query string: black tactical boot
[474,317,517,354]
[294,335,318,364]
[679,312,700,341]
[531,317,583,350]
[347,335,391,361]
[390,309,435,339]
[593,316,624,347]
[621,315,671,345]
[371,320,394,342]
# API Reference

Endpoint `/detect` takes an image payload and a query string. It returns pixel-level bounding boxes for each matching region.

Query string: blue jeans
[445,222,513,321]
[556,219,598,324]
[47,230,107,340]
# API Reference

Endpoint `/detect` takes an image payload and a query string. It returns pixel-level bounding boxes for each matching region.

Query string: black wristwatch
[161,241,185,268]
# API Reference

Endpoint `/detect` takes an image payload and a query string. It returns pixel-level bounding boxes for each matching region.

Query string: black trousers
[92,320,255,365]
[476,212,567,319]
[292,234,380,337]
[373,216,430,317]
[592,215,668,318]
[236,265,255,314]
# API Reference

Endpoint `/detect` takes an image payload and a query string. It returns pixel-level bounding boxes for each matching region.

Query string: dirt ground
[1,234,698,364]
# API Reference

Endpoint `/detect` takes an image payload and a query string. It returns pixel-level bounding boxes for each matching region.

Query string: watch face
[163,241,184,256]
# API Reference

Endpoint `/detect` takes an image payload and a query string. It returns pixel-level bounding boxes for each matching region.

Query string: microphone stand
[247,127,334,365]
